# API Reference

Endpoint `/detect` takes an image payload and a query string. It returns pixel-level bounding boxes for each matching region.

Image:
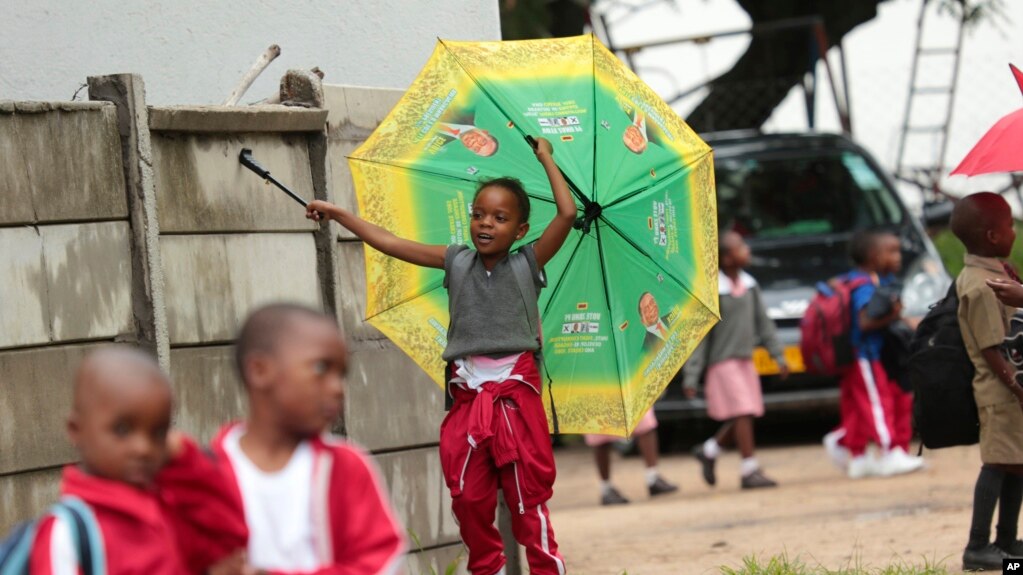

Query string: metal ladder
[894,0,967,202]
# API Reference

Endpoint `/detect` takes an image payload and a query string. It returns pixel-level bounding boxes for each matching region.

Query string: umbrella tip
[1010,63,1023,97]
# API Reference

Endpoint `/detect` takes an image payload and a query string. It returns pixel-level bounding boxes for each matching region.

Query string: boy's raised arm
[531,138,578,268]
[307,201,446,269]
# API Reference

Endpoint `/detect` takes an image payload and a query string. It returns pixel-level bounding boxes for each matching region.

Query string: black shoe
[692,446,717,486]
[741,469,779,490]
[648,476,679,497]
[997,539,1023,557]
[963,544,1009,571]
[601,486,629,506]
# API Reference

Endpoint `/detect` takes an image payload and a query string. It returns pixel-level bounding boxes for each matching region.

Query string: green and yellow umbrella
[349,34,718,436]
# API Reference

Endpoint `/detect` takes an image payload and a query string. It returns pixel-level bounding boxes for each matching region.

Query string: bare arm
[531,138,578,268]
[858,301,903,333]
[981,346,1023,410]
[307,201,446,269]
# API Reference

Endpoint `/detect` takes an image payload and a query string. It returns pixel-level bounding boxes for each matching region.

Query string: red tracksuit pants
[837,358,897,456]
[439,358,565,575]
[889,384,914,452]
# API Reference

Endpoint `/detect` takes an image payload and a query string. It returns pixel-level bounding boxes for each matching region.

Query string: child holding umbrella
[306,136,576,575]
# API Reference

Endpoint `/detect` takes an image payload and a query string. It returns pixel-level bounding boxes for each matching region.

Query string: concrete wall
[0,80,468,574]
[2,1,500,105]
[0,100,135,517]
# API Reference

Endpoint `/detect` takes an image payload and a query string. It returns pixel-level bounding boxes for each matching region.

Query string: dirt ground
[546,441,985,574]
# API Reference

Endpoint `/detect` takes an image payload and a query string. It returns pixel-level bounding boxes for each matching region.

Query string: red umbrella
[951,64,1023,176]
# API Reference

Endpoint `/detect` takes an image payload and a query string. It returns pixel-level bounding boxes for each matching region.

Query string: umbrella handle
[238,148,320,216]
[524,135,538,150]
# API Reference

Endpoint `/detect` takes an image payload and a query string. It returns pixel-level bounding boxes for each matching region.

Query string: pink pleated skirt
[705,358,764,421]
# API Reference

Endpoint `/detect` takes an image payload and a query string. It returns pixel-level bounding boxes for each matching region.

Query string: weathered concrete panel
[152,132,317,233]
[376,447,460,550]
[169,346,246,444]
[0,227,48,348]
[149,106,327,133]
[336,241,386,342]
[0,102,126,225]
[345,343,446,451]
[0,345,104,475]
[40,222,134,342]
[326,139,361,240]
[0,467,62,533]
[0,222,133,349]
[407,544,468,575]
[162,233,322,344]
[324,85,403,142]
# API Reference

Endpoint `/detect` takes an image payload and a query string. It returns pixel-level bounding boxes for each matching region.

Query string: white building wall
[1,0,501,104]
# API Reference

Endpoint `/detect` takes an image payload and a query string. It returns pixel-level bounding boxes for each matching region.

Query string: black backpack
[909,282,979,449]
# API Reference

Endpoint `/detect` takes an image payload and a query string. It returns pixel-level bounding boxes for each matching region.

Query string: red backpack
[799,276,871,376]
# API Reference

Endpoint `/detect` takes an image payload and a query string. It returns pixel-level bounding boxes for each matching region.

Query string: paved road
[546,441,981,574]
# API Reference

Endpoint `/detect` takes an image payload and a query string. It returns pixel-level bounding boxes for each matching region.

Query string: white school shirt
[222,425,320,571]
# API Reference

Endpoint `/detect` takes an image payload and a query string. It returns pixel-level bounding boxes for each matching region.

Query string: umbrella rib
[602,149,714,212]
[438,40,592,206]
[364,280,445,321]
[598,217,719,318]
[594,222,630,432]
[539,233,587,319]
[347,156,558,207]
[590,35,599,204]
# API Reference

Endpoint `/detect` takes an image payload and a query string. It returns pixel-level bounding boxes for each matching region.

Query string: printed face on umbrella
[623,124,648,154]
[639,292,661,327]
[470,186,528,258]
[460,129,499,157]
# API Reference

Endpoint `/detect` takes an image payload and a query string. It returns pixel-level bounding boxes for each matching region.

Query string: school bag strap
[51,496,106,575]
[0,495,106,575]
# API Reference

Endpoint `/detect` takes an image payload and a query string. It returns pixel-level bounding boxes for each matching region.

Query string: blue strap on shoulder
[52,496,106,575]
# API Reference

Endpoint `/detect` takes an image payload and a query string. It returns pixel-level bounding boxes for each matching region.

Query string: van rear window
[715,151,902,239]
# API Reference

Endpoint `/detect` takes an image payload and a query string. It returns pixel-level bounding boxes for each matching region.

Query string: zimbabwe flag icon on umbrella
[349,34,719,436]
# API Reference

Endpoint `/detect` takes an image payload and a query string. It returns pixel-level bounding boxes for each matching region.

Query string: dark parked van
[656,131,950,420]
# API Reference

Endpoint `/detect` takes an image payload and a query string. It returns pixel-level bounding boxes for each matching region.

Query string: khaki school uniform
[957,254,1023,464]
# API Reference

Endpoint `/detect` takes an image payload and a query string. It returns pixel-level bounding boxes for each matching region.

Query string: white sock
[740,457,759,478]
[703,438,721,459]
[600,480,615,496]
[645,467,660,487]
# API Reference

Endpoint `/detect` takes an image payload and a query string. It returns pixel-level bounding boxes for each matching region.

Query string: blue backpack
[0,496,106,575]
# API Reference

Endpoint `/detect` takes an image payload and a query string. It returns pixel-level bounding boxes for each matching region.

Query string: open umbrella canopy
[348,35,719,436]
[951,64,1023,176]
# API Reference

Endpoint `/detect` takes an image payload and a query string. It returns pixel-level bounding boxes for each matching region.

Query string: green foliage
[932,222,1023,278]
[718,551,951,575]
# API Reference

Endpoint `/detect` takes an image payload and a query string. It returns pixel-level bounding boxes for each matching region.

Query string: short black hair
[848,228,897,266]
[950,192,1011,253]
[475,177,530,223]
[234,303,333,387]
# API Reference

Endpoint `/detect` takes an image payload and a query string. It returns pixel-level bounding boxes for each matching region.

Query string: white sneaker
[823,430,850,470]
[877,447,925,477]
[847,454,877,479]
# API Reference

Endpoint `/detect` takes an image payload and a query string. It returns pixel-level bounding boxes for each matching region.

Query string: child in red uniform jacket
[29,347,248,575]
[212,303,406,575]
[306,136,576,575]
